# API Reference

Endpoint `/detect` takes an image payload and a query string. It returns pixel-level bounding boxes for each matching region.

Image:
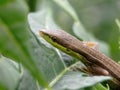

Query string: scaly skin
[40,29,120,84]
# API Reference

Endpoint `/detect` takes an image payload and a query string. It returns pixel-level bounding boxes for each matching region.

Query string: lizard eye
[51,36,57,42]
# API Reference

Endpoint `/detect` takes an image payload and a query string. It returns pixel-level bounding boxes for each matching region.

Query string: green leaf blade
[0,0,49,89]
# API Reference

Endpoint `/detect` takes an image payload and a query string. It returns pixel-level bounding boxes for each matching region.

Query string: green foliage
[0,57,20,90]
[0,0,120,90]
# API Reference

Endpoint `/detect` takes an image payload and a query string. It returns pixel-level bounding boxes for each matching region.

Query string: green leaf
[116,19,120,30]
[0,0,50,89]
[0,56,20,90]
[53,71,110,90]
[17,69,38,90]
[116,19,120,50]
[0,0,15,5]
[93,83,109,90]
